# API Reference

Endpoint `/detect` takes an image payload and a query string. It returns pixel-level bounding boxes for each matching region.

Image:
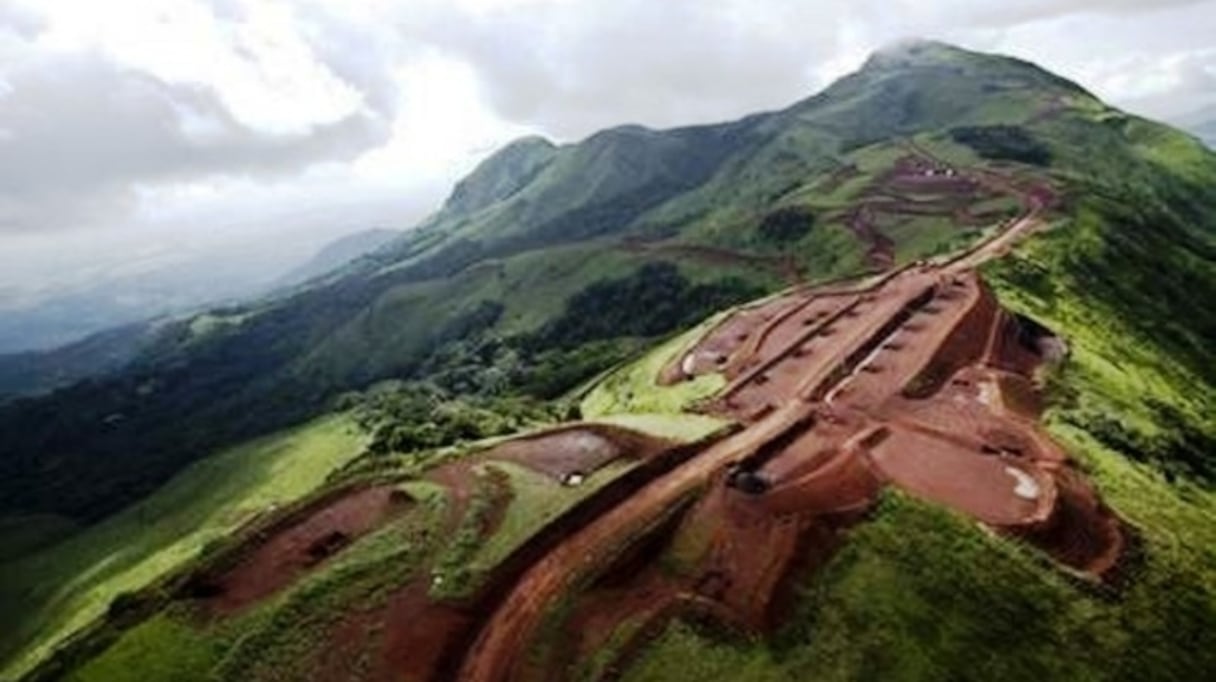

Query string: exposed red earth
[453,156,1123,682]
[197,484,412,615]
[489,424,673,481]
[180,150,1123,682]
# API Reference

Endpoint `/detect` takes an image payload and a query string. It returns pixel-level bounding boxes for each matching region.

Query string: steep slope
[4,41,1216,681]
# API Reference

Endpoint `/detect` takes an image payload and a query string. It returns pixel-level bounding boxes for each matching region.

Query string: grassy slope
[0,415,366,681]
[64,487,447,682]
[298,241,780,388]
[458,460,635,597]
[619,116,1216,682]
[580,311,732,442]
[38,444,681,680]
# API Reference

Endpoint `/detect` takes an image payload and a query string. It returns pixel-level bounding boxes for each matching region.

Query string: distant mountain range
[0,227,403,397]
[0,226,403,356]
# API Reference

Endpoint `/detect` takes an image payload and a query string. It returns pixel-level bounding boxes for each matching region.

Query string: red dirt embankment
[199,484,411,615]
[487,423,673,480]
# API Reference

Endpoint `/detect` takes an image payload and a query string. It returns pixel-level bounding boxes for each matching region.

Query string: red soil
[442,151,1121,682]
[201,485,410,615]
[203,152,1122,682]
[486,424,672,480]
[848,205,896,269]
[867,425,1053,525]
[379,581,476,682]
[659,292,808,385]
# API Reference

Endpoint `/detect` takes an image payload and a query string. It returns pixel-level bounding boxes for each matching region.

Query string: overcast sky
[1,0,1213,304]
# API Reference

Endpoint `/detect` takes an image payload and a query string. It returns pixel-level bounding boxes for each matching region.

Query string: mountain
[2,41,1216,681]
[276,228,401,287]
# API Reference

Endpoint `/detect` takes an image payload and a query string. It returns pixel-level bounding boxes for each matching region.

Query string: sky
[0,0,1213,310]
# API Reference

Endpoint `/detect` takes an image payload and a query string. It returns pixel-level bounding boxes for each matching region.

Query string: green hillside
[0,415,366,680]
[2,40,1215,681]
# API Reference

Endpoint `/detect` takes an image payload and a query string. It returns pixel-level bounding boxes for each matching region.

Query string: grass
[792,223,869,282]
[573,610,654,681]
[470,461,633,584]
[429,464,511,600]
[881,215,972,265]
[64,491,447,682]
[621,482,1216,682]
[63,614,217,682]
[581,315,729,419]
[0,414,367,681]
[0,516,79,564]
[185,312,250,342]
[587,414,729,443]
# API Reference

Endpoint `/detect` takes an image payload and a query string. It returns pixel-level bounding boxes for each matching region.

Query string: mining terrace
[172,150,1127,682]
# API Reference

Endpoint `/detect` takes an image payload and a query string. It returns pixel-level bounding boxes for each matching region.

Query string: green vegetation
[430,465,512,600]
[186,311,250,342]
[64,614,217,682]
[0,517,78,564]
[468,461,634,589]
[757,206,816,243]
[949,125,1052,165]
[623,486,1216,681]
[581,314,729,419]
[64,495,446,682]
[526,263,764,351]
[348,382,557,456]
[0,415,365,680]
[585,413,728,443]
[881,215,977,265]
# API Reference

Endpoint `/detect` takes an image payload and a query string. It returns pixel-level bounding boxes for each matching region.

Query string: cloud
[0,0,401,232]
[963,0,1213,26]
[394,0,1216,140]
[0,2,44,39]
[398,0,846,139]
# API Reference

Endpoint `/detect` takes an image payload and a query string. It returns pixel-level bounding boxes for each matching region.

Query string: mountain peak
[442,134,558,216]
[845,39,1093,102]
[864,39,966,67]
